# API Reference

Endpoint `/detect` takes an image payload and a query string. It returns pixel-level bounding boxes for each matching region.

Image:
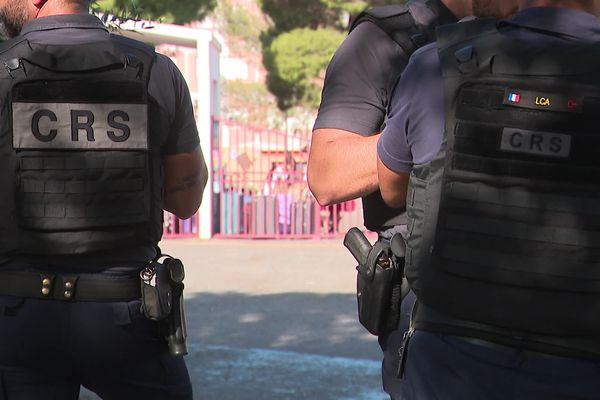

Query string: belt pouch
[140,261,173,321]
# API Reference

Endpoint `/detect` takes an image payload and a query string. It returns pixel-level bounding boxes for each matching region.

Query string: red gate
[161,118,366,239]
[162,211,199,239]
[211,117,364,239]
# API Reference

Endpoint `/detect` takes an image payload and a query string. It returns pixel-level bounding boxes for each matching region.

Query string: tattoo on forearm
[165,173,201,197]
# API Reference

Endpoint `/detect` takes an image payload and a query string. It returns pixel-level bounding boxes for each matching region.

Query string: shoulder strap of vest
[0,38,34,79]
[436,18,501,77]
[0,35,156,84]
[438,18,600,78]
[0,37,28,57]
[109,33,156,84]
[436,17,499,53]
[349,4,424,57]
[109,33,156,58]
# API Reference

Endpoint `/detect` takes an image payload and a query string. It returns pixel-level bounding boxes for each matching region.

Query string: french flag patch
[508,92,521,103]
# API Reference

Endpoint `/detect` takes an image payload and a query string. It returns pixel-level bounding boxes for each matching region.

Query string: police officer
[0,0,208,399]
[307,0,518,398]
[378,0,600,398]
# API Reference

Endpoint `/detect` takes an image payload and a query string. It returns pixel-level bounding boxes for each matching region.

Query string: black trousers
[0,296,192,400]
[379,290,416,400]
[374,231,414,400]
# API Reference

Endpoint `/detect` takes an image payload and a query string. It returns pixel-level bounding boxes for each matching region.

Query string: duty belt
[414,302,600,360]
[0,270,141,302]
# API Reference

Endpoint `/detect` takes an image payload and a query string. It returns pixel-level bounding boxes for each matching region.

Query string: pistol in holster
[140,255,188,356]
[344,227,408,336]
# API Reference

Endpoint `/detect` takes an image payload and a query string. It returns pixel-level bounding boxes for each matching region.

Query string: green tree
[217,0,267,53]
[260,0,397,111]
[263,27,344,111]
[221,80,281,128]
[259,0,337,33]
[322,0,400,18]
[93,0,216,24]
[260,0,399,33]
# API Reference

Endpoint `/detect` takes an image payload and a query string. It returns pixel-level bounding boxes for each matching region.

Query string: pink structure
[211,117,363,239]
[162,212,200,239]
[162,116,364,239]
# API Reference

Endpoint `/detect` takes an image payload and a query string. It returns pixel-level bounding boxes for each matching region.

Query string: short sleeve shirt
[313,20,406,135]
[312,0,456,231]
[313,0,455,135]
[378,7,600,172]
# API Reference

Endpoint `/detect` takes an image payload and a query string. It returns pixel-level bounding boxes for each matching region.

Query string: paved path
[81,238,388,400]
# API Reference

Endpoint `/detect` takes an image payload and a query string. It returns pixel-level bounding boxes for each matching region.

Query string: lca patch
[503,88,583,113]
[500,127,571,158]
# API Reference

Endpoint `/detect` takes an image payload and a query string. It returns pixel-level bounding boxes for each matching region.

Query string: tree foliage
[263,28,344,111]
[322,0,400,19]
[259,0,338,33]
[260,0,397,111]
[259,0,399,33]
[92,0,216,24]
[216,0,267,54]
[221,80,281,128]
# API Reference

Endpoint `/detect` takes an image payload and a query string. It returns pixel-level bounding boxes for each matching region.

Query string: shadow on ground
[80,292,386,400]
[186,292,378,359]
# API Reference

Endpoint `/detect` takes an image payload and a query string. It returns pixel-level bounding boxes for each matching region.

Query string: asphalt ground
[80,238,388,400]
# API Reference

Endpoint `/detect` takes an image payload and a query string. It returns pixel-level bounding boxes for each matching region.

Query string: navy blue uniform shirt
[378,9,600,400]
[378,7,600,172]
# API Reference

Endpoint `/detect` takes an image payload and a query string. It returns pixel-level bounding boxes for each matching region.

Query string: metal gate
[162,211,199,239]
[211,117,363,239]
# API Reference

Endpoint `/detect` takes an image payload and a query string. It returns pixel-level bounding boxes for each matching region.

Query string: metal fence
[162,211,199,239]
[161,118,365,239]
[211,117,364,239]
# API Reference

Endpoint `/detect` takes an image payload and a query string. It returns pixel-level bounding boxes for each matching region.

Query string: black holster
[344,228,407,336]
[140,256,188,356]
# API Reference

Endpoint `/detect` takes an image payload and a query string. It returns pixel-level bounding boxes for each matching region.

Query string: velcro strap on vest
[0,270,141,301]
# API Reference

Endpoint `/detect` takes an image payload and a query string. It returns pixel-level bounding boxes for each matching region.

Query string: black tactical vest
[0,35,164,257]
[406,19,600,338]
[349,0,456,232]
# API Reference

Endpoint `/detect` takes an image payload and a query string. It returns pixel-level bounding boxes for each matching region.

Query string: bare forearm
[163,147,208,219]
[163,170,206,216]
[308,128,380,205]
[377,156,409,209]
